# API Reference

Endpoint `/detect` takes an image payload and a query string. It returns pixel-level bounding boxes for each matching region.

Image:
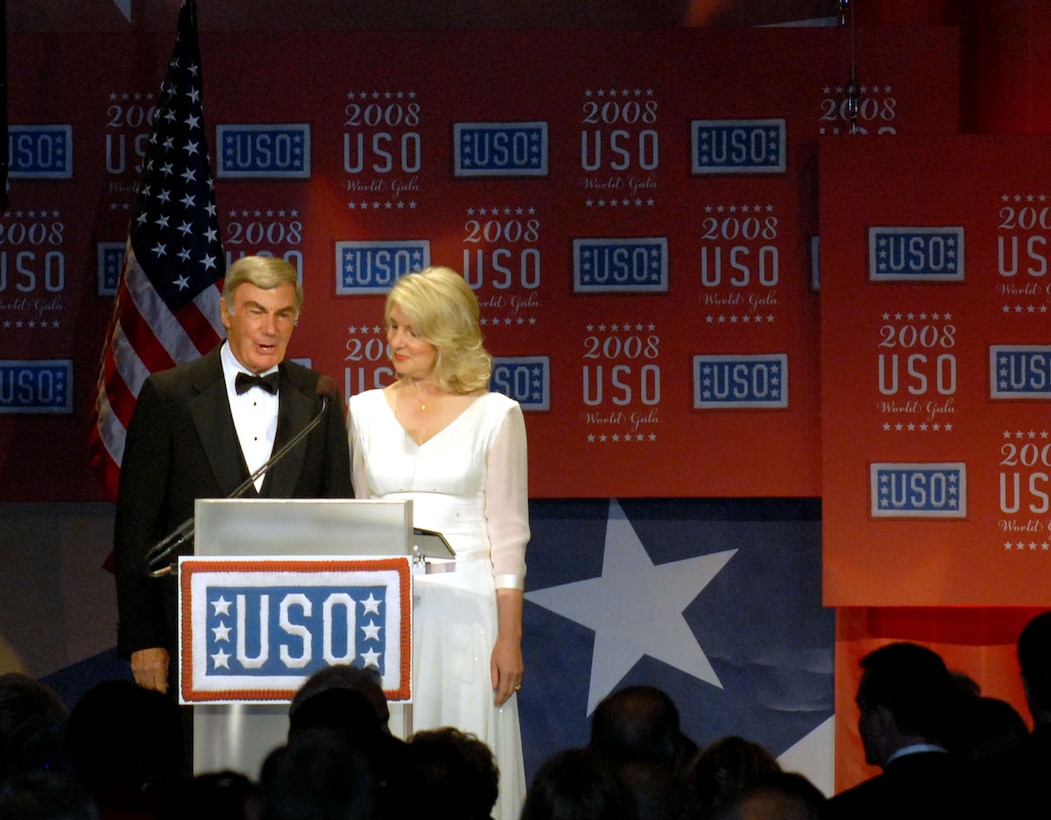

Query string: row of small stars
[347,201,418,210]
[1,320,61,330]
[584,89,655,98]
[1001,194,1048,203]
[1004,541,1051,551]
[704,314,776,324]
[881,312,953,320]
[585,198,655,208]
[466,207,537,216]
[348,326,385,335]
[1002,430,1050,439]
[229,209,300,218]
[108,92,156,101]
[703,204,775,214]
[2,210,61,219]
[822,85,893,94]
[346,90,416,100]
[587,323,657,332]
[1002,303,1050,314]
[480,316,537,326]
[587,433,658,442]
[882,422,954,432]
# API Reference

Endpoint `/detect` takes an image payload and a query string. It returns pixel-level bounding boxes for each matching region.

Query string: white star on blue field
[527,499,736,714]
[518,497,832,779]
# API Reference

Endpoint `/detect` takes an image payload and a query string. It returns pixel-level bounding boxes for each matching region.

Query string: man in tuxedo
[827,642,969,820]
[114,255,352,694]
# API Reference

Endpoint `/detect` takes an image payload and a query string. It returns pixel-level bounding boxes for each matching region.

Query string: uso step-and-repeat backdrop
[0,28,958,500]
[822,135,1051,606]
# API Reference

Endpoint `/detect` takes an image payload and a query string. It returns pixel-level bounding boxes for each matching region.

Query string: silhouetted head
[521,748,637,820]
[590,685,685,773]
[855,642,957,766]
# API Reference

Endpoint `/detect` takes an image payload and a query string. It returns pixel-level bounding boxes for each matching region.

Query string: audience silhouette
[6,624,1050,820]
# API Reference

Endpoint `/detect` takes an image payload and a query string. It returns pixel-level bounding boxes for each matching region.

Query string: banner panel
[822,136,1051,605]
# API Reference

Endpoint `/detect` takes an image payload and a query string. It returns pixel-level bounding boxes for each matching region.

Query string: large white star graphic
[526,498,736,713]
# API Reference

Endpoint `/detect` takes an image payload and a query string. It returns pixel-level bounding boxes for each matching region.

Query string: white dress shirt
[220,342,279,491]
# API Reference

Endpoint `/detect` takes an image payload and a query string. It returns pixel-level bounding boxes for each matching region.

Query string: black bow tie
[235,371,280,395]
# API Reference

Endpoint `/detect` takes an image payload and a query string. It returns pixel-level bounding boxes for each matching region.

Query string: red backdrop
[0,27,958,500]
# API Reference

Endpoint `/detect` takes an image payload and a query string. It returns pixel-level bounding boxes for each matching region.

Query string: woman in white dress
[347,267,528,820]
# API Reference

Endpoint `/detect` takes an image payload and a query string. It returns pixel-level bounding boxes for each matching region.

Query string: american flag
[90,0,225,498]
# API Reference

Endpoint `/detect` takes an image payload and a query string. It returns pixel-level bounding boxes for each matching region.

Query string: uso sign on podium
[179,557,412,703]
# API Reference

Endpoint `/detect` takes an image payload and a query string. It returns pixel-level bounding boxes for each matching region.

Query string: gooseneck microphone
[142,375,339,578]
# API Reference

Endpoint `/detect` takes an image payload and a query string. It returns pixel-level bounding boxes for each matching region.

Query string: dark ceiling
[9,0,840,32]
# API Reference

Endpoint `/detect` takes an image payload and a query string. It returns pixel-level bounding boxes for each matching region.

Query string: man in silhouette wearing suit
[828,642,968,820]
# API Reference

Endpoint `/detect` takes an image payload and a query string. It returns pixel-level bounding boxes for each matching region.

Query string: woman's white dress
[348,389,529,820]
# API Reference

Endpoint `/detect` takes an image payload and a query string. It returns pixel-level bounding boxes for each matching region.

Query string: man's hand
[130,647,170,693]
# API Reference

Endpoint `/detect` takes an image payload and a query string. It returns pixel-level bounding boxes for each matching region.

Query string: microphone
[143,375,337,578]
[316,374,344,421]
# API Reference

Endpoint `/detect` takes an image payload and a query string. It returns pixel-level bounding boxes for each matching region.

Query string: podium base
[193,704,287,777]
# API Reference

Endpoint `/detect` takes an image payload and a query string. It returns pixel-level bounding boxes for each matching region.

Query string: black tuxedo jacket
[113,345,353,658]
[827,751,972,820]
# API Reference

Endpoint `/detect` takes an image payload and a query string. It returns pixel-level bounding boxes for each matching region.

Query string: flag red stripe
[101,346,139,431]
[176,297,224,356]
[116,294,178,375]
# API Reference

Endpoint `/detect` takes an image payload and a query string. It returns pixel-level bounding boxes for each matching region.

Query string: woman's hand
[491,635,524,706]
[492,588,525,706]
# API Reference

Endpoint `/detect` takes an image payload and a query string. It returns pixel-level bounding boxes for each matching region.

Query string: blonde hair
[386,267,492,393]
[223,255,303,315]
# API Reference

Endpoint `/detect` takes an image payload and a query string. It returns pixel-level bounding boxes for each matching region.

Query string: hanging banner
[822,135,1051,605]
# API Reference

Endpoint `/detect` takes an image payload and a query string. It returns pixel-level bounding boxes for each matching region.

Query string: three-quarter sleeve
[484,401,529,589]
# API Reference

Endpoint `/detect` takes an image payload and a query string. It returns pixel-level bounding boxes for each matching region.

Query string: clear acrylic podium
[188,497,414,777]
